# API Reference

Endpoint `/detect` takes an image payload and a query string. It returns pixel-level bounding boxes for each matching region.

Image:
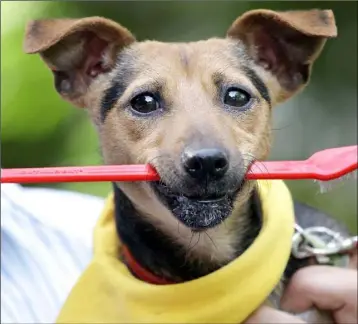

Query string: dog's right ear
[24,17,135,108]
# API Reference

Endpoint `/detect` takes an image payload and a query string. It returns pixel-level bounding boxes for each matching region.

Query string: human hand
[245,265,358,324]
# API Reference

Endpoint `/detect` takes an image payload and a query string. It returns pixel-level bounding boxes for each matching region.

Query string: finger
[245,305,306,324]
[281,266,357,323]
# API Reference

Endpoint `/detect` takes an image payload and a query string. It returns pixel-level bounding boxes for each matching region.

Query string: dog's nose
[182,148,229,180]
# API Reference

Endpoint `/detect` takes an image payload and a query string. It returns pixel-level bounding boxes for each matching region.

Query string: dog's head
[24,10,336,231]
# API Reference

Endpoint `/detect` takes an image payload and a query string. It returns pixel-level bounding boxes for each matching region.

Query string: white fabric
[1,184,105,323]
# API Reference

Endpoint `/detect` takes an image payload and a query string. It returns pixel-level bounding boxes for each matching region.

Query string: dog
[23,8,354,322]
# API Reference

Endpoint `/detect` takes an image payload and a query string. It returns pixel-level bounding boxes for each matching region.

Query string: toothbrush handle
[0,161,321,183]
[247,161,310,180]
[1,165,159,183]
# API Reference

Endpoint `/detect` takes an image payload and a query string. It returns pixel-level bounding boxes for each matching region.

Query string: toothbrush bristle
[315,170,357,194]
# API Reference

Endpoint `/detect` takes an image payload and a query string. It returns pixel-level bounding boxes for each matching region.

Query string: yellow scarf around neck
[57,180,295,323]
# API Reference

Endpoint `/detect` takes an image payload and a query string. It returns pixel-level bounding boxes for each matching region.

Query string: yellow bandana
[57,180,295,323]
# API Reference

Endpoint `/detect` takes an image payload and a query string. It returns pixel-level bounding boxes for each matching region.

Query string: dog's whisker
[204,231,217,251]
[190,233,202,253]
[271,122,293,132]
[246,159,272,190]
[240,153,272,189]
[185,232,201,260]
[187,231,195,251]
[146,153,172,164]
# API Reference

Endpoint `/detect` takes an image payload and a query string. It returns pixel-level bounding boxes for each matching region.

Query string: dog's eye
[130,92,160,115]
[223,88,251,108]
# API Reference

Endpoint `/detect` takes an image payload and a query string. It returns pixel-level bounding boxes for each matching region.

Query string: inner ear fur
[227,9,337,99]
[23,17,135,107]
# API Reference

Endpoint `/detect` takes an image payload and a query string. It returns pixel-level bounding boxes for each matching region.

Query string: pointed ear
[227,9,337,101]
[24,17,135,107]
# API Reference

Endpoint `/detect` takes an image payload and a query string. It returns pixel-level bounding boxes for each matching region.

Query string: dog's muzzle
[151,147,248,230]
[151,180,244,230]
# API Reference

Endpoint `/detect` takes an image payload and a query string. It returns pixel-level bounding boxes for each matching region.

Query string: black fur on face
[150,150,249,230]
[151,180,245,230]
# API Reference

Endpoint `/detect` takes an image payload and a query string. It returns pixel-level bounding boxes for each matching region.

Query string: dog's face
[24,10,336,231]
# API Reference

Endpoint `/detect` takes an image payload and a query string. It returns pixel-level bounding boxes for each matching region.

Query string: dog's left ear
[227,9,337,101]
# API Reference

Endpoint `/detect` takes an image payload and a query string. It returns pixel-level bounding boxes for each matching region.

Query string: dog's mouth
[151,179,246,231]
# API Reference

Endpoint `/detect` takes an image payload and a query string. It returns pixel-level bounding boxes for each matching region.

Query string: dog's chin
[151,181,245,231]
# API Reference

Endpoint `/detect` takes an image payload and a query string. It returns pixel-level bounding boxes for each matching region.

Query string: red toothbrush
[1,145,357,187]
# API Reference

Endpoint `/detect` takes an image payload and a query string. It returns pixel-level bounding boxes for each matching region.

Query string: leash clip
[292,224,357,266]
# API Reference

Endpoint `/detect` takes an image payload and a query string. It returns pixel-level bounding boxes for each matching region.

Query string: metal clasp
[292,224,357,266]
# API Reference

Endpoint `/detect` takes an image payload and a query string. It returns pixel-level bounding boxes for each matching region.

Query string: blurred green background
[1,1,356,232]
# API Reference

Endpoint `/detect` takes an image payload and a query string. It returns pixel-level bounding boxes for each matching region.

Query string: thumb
[280,266,357,324]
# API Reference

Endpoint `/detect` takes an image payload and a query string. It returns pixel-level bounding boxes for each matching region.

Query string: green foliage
[1,1,356,232]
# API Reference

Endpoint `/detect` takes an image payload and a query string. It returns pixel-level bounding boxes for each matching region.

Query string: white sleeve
[1,184,105,324]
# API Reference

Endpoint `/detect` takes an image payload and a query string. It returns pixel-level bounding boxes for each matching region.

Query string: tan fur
[95,39,273,263]
[24,8,337,320]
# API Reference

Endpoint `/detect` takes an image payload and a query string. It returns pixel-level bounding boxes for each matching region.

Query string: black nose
[182,148,229,180]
